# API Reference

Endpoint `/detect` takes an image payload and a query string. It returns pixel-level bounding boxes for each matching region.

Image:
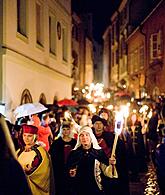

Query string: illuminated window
[139,45,144,68]
[150,30,162,61]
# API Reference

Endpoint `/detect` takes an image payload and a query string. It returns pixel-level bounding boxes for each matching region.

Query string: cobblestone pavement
[129,162,160,195]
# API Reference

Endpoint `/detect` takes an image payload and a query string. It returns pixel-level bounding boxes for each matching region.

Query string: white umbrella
[14,103,48,119]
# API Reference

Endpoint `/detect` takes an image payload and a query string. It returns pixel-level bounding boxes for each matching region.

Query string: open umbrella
[77,98,90,105]
[115,91,131,97]
[57,99,78,106]
[14,103,48,119]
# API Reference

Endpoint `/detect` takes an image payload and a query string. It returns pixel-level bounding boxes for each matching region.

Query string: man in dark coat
[91,115,130,195]
[153,104,165,194]
[148,109,159,155]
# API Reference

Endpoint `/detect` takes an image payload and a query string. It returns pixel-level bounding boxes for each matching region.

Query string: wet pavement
[129,162,160,195]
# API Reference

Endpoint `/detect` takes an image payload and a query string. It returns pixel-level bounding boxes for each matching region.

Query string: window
[39,93,47,105]
[36,2,44,46]
[72,24,79,41]
[62,27,68,62]
[111,24,115,45]
[17,0,27,36]
[139,45,144,68]
[134,49,138,71]
[20,89,33,104]
[111,52,115,67]
[130,49,138,73]
[116,49,119,65]
[130,53,134,74]
[150,30,162,60]
[49,14,56,55]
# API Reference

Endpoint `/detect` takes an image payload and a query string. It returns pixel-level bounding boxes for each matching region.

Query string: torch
[109,111,124,178]
[64,110,81,135]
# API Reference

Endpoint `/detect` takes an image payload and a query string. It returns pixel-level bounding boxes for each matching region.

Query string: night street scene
[0,0,165,194]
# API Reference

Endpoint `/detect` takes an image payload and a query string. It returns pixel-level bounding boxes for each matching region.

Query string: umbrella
[115,91,130,97]
[77,98,90,105]
[57,99,78,106]
[114,91,131,100]
[14,103,48,119]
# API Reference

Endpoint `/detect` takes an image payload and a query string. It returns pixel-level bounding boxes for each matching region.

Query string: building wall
[93,40,103,84]
[85,37,93,85]
[72,12,85,90]
[142,0,165,96]
[127,28,146,98]
[102,27,110,88]
[0,0,73,121]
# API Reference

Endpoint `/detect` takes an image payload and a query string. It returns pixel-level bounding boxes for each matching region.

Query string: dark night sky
[72,0,121,42]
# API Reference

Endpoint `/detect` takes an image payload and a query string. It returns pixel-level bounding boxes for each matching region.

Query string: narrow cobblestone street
[130,162,160,195]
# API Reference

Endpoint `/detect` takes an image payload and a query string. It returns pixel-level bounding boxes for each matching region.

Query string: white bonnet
[73,125,101,150]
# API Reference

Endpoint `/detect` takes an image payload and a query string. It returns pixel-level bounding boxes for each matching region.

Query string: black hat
[61,121,71,129]
[91,115,107,126]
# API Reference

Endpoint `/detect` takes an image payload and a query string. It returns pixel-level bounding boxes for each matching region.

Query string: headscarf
[73,125,101,150]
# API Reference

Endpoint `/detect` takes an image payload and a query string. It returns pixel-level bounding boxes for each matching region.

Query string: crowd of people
[0,98,165,195]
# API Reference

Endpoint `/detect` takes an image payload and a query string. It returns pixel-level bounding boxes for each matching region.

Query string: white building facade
[0,0,73,121]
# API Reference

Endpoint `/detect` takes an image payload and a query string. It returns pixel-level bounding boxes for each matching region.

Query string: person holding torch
[92,114,130,195]
[66,125,118,195]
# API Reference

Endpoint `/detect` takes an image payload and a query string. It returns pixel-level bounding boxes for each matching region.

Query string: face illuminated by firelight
[79,131,92,149]
[23,133,36,146]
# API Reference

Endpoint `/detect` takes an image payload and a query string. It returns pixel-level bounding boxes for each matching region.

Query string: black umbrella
[77,98,90,105]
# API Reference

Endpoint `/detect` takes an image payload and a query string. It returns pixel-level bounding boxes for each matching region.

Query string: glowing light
[115,111,124,135]
[120,105,129,119]
[74,87,79,91]
[107,105,113,110]
[106,92,111,98]
[88,104,96,113]
[133,109,137,113]
[86,94,91,99]
[148,110,152,118]
[139,105,149,113]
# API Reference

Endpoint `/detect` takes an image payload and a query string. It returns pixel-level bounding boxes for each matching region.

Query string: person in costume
[152,105,165,194]
[91,115,130,195]
[31,114,53,151]
[66,125,116,195]
[49,121,77,195]
[0,114,31,195]
[126,112,147,182]
[98,108,115,133]
[17,124,55,195]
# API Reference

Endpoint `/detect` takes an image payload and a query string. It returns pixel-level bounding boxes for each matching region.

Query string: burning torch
[109,111,124,178]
